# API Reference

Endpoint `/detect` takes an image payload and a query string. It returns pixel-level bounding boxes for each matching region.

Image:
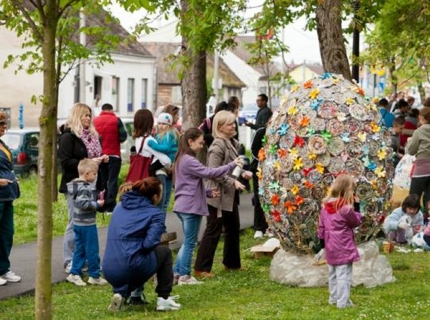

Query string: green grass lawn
[4,227,430,319]
[7,173,430,319]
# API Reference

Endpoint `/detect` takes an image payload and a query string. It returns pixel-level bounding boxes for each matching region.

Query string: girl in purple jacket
[173,128,243,285]
[318,174,363,309]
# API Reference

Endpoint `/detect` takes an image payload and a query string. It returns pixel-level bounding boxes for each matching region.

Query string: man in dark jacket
[245,93,273,130]
[94,103,127,212]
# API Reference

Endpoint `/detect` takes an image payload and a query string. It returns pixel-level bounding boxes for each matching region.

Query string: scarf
[80,129,102,159]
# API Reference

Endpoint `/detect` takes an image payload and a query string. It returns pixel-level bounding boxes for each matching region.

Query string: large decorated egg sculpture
[258,73,393,254]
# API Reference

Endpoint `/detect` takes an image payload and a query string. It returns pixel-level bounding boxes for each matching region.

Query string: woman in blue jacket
[0,111,21,285]
[102,177,180,312]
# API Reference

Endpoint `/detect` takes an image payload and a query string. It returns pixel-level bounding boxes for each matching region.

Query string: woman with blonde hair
[58,103,108,272]
[194,110,252,277]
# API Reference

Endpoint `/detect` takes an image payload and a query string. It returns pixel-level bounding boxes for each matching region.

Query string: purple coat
[173,154,236,216]
[318,199,363,265]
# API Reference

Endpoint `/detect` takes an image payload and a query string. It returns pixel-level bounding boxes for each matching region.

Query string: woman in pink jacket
[318,174,362,309]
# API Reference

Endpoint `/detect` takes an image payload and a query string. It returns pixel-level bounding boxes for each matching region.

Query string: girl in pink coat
[318,174,363,309]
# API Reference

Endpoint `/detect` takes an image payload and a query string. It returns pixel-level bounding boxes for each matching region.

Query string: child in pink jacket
[318,175,363,309]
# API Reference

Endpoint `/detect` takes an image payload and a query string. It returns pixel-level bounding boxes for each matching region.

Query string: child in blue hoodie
[148,113,179,214]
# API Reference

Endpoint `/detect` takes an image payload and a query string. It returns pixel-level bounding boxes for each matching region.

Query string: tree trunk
[180,0,207,131]
[35,2,57,319]
[315,0,351,80]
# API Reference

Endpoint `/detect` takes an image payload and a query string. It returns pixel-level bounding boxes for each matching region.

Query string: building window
[141,79,147,109]
[171,86,182,104]
[127,78,134,112]
[112,77,119,111]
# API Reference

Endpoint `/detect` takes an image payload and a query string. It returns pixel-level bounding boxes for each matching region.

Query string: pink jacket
[318,198,363,265]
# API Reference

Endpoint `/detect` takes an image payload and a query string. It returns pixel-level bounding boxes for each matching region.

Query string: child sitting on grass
[383,194,424,244]
[66,159,107,286]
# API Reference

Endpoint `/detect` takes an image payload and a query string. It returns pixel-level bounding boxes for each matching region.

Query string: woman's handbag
[125,136,152,183]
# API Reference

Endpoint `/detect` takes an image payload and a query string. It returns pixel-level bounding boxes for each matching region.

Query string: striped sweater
[67,179,99,226]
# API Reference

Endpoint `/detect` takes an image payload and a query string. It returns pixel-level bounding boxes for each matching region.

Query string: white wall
[58,53,156,119]
[1,27,156,126]
[0,28,43,128]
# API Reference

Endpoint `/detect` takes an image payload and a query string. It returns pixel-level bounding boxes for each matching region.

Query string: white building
[0,12,156,128]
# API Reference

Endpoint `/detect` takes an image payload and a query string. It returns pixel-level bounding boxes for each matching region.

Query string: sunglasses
[0,121,7,126]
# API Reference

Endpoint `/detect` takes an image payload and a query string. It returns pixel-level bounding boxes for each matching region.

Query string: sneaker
[108,293,125,312]
[254,231,264,239]
[88,276,108,285]
[0,277,6,286]
[156,295,181,311]
[66,274,86,286]
[64,261,72,274]
[178,275,202,285]
[1,271,21,283]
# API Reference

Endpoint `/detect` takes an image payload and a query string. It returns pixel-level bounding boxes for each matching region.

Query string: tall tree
[0,1,149,318]
[363,0,430,98]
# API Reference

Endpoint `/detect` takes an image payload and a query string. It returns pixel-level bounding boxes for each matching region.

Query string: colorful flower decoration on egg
[258,73,394,254]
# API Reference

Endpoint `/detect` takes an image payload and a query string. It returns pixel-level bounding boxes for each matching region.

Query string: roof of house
[84,11,152,58]
[232,35,281,79]
[288,63,325,75]
[143,42,245,88]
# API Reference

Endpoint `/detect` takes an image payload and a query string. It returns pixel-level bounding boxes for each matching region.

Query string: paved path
[0,193,254,300]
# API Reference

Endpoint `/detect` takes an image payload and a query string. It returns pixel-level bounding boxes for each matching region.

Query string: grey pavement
[0,192,254,300]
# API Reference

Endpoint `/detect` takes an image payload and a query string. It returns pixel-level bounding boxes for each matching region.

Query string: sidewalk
[0,192,254,300]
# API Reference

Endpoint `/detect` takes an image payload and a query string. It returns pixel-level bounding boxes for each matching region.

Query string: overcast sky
[108,3,322,64]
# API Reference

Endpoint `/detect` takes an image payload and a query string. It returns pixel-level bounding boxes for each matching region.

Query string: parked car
[2,128,40,177]
[238,103,259,126]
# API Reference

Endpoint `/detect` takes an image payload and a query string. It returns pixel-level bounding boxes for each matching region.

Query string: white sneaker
[1,271,21,283]
[156,295,181,311]
[88,276,108,285]
[178,275,202,285]
[0,277,6,286]
[254,231,264,239]
[108,293,125,312]
[66,274,86,286]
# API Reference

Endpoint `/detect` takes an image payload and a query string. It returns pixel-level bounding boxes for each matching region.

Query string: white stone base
[270,241,396,288]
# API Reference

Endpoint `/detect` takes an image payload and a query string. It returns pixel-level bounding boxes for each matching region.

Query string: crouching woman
[102,177,180,312]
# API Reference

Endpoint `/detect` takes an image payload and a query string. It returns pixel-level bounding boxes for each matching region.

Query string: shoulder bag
[125,136,152,183]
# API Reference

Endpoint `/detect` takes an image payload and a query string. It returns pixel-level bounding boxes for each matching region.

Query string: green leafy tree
[363,0,430,99]
[0,1,150,318]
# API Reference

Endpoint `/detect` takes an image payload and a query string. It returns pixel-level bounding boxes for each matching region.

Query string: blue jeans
[157,174,172,216]
[70,225,101,278]
[173,212,202,276]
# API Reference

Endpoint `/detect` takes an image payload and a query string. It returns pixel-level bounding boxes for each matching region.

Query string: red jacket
[94,111,126,157]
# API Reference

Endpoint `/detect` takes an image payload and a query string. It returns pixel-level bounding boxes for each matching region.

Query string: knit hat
[157,112,173,125]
